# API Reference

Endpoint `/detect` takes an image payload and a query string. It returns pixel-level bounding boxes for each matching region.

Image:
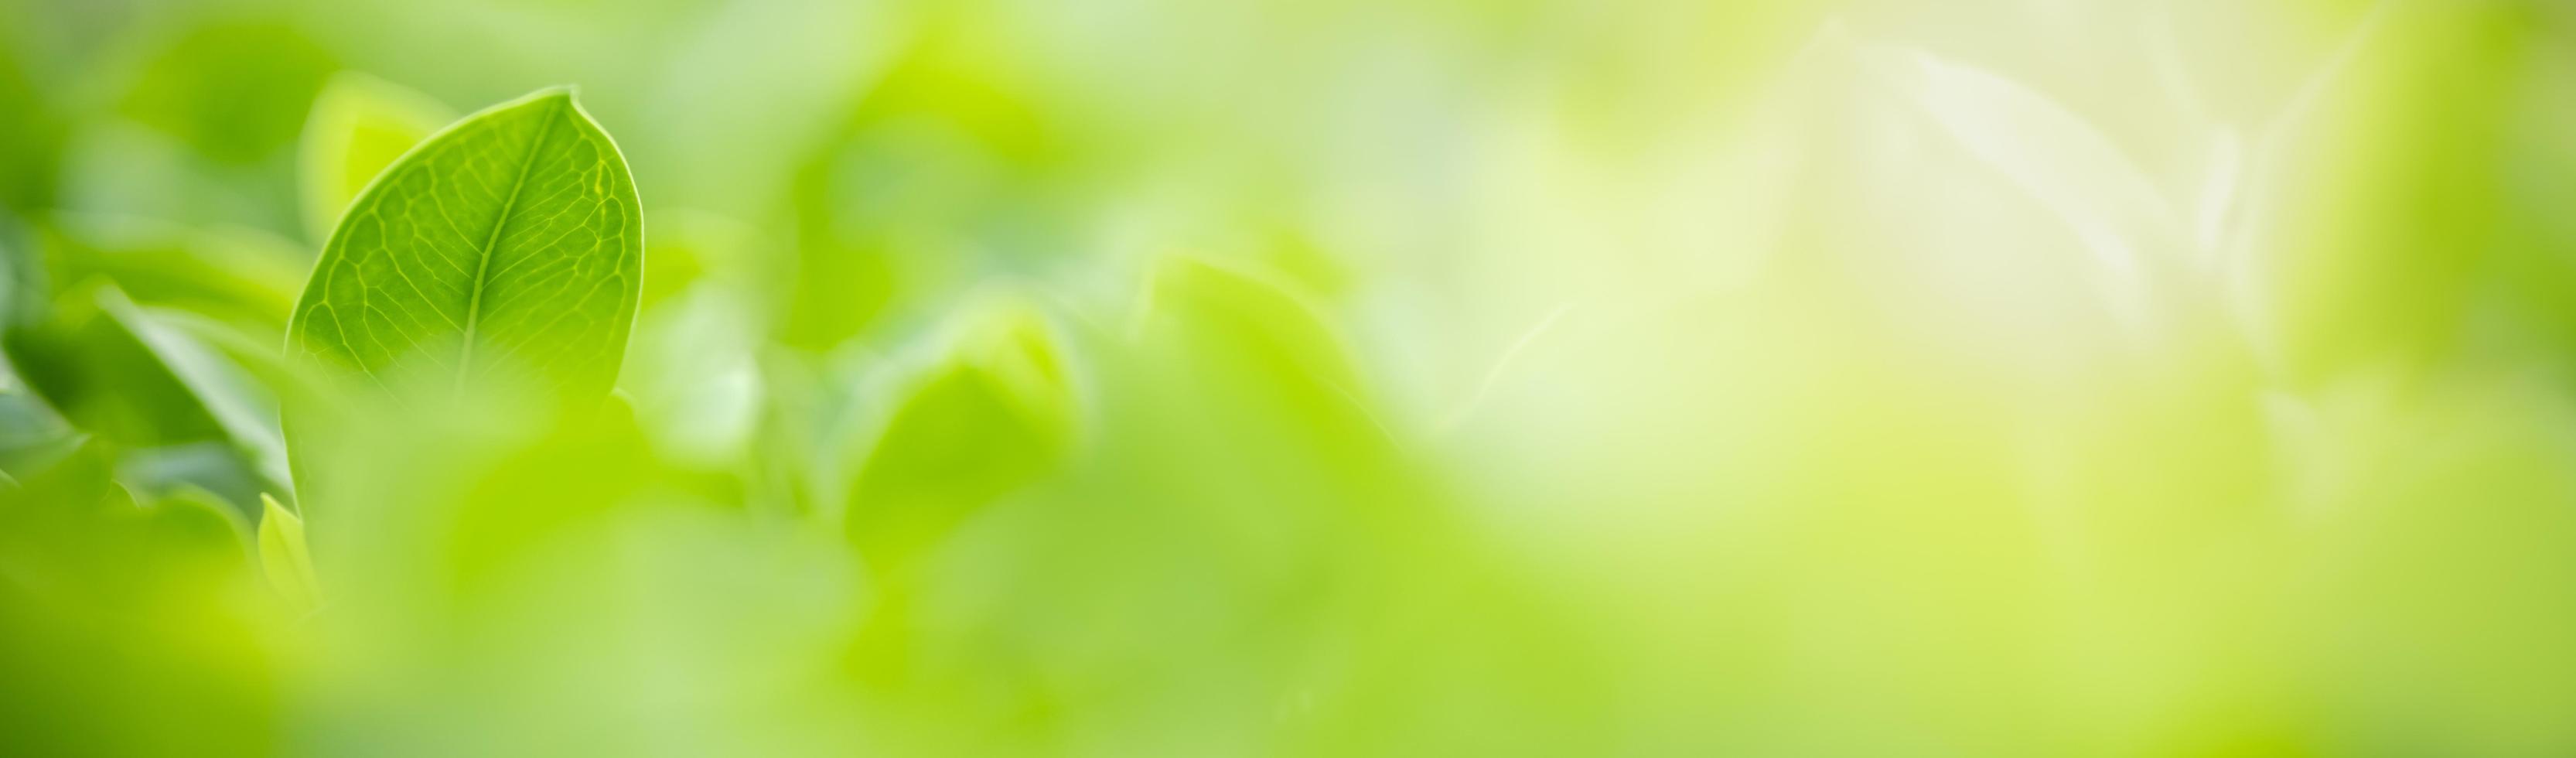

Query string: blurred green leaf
[1,213,42,328]
[0,442,278,758]
[258,493,319,615]
[1861,42,2179,324]
[8,285,237,449]
[139,486,253,565]
[0,433,121,510]
[1138,258,1362,393]
[0,33,65,214]
[114,442,279,519]
[1131,258,1385,455]
[298,73,454,244]
[844,299,1075,569]
[37,215,306,335]
[0,313,81,477]
[2,285,285,510]
[778,12,1066,352]
[0,384,76,479]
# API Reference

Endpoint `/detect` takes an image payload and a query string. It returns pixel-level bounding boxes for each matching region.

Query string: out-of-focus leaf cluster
[8,0,2576,756]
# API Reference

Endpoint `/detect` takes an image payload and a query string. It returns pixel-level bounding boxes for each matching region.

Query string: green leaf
[258,493,319,615]
[0,336,82,479]
[0,388,76,480]
[298,73,455,244]
[1134,258,1369,411]
[1127,258,1397,473]
[140,487,253,567]
[2,285,287,511]
[36,215,307,335]
[7,285,238,449]
[0,38,66,214]
[286,86,643,407]
[0,435,121,511]
[844,299,1076,568]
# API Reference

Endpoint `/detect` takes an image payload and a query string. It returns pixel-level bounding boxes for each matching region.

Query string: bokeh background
[9,0,2576,755]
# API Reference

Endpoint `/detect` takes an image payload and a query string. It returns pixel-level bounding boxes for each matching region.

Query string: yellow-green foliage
[5,1,2576,756]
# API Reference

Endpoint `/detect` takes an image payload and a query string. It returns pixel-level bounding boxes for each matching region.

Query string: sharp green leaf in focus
[298,73,455,243]
[286,87,643,406]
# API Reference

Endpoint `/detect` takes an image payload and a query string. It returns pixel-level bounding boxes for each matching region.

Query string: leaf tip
[533,84,580,103]
[258,492,320,614]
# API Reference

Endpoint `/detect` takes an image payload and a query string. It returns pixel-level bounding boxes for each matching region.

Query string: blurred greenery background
[8,0,2576,755]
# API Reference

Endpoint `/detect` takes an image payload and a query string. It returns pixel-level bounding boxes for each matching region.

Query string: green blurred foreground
[9,0,2576,755]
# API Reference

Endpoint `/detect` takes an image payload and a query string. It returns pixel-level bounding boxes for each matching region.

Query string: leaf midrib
[453,102,564,388]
